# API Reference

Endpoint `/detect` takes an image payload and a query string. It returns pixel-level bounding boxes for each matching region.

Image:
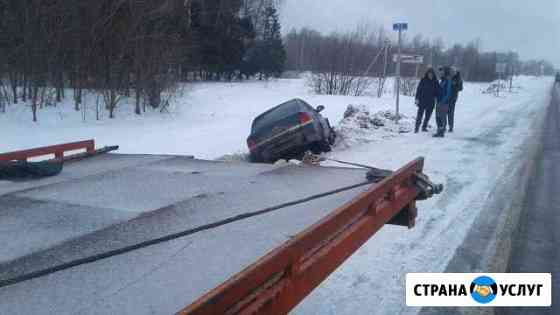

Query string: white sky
[280,0,560,66]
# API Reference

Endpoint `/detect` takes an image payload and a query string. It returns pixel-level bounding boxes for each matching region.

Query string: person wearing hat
[434,66,452,138]
[414,68,439,133]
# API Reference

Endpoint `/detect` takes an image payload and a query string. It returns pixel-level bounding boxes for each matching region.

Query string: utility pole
[497,72,501,97]
[509,63,513,92]
[299,39,305,72]
[496,62,506,97]
[429,46,435,69]
[393,23,407,124]
[396,30,401,122]
[379,39,390,98]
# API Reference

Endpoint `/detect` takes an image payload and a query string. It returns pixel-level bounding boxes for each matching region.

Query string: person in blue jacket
[448,69,463,132]
[434,66,452,138]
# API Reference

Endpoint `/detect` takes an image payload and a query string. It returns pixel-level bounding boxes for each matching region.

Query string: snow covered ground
[0,78,358,158]
[296,76,551,314]
[0,76,552,314]
[0,77,405,159]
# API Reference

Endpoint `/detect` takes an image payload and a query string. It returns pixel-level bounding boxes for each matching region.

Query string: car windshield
[252,100,301,132]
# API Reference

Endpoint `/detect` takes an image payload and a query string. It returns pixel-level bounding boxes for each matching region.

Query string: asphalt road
[499,85,560,315]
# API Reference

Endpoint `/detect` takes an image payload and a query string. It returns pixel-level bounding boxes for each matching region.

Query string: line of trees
[186,0,286,82]
[285,26,556,95]
[0,0,287,121]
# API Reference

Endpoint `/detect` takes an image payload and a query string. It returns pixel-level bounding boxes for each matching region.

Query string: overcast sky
[280,0,560,67]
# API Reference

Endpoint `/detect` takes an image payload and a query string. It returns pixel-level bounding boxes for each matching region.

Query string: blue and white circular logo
[470,276,498,304]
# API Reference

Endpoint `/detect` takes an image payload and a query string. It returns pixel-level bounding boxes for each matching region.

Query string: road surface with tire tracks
[499,85,560,315]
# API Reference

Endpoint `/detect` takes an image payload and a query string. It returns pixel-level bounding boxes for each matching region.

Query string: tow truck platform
[0,149,377,314]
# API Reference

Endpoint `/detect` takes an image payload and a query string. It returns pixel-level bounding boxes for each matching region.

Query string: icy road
[0,76,552,314]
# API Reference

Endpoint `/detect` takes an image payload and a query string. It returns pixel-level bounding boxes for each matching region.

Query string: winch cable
[323,157,444,198]
[0,157,442,289]
[0,176,374,289]
[322,157,392,172]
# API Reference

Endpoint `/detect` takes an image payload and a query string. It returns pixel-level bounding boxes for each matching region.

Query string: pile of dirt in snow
[334,104,415,147]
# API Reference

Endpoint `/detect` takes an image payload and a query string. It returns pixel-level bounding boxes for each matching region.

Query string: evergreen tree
[189,0,255,81]
[251,6,286,79]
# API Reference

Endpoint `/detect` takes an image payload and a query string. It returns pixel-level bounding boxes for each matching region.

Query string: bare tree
[303,25,383,96]
[0,0,189,120]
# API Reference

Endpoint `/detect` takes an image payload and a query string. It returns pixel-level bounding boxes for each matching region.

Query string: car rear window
[252,100,302,131]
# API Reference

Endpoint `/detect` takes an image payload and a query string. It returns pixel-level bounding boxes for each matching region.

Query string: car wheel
[310,141,331,154]
[328,129,337,146]
[320,140,332,153]
[308,142,321,155]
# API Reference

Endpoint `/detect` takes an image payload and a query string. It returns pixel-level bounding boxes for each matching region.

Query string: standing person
[414,68,439,133]
[434,66,452,138]
[448,70,463,132]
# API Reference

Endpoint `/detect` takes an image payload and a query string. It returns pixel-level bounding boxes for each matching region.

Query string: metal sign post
[393,22,408,124]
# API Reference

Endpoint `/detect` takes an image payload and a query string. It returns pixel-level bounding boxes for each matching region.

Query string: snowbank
[335,104,415,148]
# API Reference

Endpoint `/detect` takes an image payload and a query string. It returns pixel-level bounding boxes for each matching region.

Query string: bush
[308,73,375,96]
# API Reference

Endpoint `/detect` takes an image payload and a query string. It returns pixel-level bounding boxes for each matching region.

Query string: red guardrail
[0,140,95,162]
[178,158,423,315]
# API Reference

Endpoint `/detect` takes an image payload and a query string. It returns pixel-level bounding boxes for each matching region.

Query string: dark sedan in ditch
[247,98,336,163]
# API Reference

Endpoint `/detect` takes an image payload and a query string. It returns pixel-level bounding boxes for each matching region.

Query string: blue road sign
[393,23,408,31]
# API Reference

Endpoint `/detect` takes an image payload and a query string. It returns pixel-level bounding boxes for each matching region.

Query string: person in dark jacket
[448,69,463,132]
[414,68,439,133]
[434,66,452,138]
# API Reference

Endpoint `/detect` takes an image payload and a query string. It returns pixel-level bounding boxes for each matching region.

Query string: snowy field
[0,79,367,158]
[1,77,411,158]
[0,76,552,314]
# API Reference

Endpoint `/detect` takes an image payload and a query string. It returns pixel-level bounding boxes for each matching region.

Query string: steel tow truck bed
[0,152,372,315]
